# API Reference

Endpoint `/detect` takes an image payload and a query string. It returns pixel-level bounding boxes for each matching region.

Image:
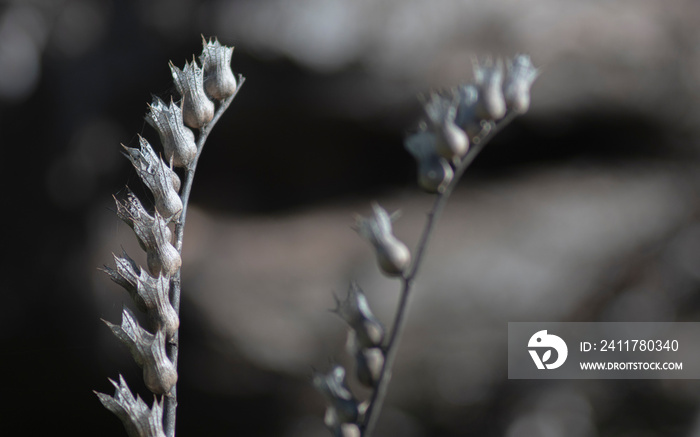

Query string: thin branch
[163,76,246,437]
[360,112,518,436]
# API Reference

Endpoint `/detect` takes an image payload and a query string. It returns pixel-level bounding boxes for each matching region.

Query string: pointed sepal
[94,375,166,437]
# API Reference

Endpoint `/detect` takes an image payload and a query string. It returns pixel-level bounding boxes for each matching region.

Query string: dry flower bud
[123,137,183,218]
[114,191,172,251]
[200,36,237,101]
[313,365,360,425]
[103,308,178,394]
[473,58,507,120]
[423,93,469,161]
[333,282,384,348]
[170,58,214,128]
[404,131,454,193]
[503,54,538,114]
[354,203,411,277]
[94,375,166,437]
[146,97,197,168]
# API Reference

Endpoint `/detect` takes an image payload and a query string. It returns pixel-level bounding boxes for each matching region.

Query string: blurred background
[4,0,700,435]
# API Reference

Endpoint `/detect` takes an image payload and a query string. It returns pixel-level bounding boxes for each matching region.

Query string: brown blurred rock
[212,0,700,130]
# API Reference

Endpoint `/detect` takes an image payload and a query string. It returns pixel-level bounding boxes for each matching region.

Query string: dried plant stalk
[317,55,538,437]
[96,38,244,437]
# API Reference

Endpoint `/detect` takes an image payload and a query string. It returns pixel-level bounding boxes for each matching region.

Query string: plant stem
[360,113,517,437]
[163,76,245,437]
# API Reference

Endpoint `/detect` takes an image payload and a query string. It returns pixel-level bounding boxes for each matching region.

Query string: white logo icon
[528,330,568,369]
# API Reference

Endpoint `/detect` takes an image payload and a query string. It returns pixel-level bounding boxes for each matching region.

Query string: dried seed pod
[354,203,411,277]
[423,93,469,162]
[200,36,237,101]
[333,282,384,349]
[353,346,384,389]
[114,191,172,251]
[102,253,179,339]
[169,166,181,193]
[503,54,538,114]
[103,308,178,394]
[170,58,214,128]
[138,274,179,340]
[454,84,481,135]
[473,58,507,120]
[146,97,197,168]
[324,411,361,437]
[146,212,181,277]
[404,131,454,193]
[313,365,360,425]
[142,329,178,395]
[94,375,166,437]
[101,250,148,312]
[345,329,384,388]
[122,137,183,218]
[114,194,181,277]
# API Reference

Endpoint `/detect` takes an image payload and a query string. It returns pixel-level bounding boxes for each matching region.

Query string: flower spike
[97,37,245,435]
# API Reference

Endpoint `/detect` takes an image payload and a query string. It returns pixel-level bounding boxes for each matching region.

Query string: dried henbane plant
[314,55,538,436]
[94,37,244,437]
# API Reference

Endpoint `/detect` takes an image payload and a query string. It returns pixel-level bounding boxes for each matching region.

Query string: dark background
[3,0,700,436]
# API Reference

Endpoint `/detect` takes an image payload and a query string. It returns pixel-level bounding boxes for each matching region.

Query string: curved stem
[360,113,517,436]
[163,76,246,437]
